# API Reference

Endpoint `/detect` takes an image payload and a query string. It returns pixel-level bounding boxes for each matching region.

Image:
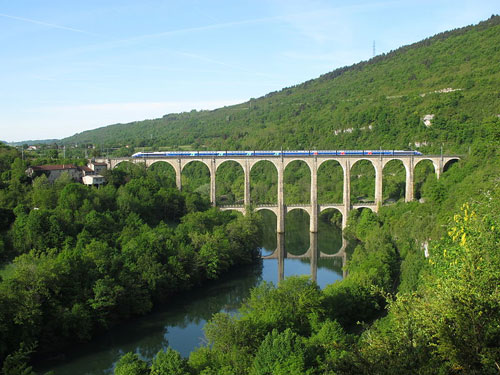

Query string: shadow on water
[37,211,347,375]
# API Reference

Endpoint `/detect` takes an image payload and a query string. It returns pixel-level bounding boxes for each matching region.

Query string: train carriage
[132,150,422,158]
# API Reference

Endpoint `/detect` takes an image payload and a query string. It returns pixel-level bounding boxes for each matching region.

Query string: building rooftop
[30,164,78,171]
[80,165,93,172]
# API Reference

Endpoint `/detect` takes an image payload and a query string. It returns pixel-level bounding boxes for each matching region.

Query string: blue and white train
[132,150,422,158]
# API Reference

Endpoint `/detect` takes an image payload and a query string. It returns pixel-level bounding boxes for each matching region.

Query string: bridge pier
[310,232,318,282]
[277,232,285,282]
[244,160,251,206]
[277,159,285,233]
[343,160,351,228]
[374,159,383,210]
[310,158,318,233]
[175,159,182,190]
[210,158,216,206]
[404,158,414,202]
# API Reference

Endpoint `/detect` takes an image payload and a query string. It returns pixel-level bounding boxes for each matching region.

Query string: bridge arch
[443,157,460,173]
[215,160,244,205]
[415,158,438,175]
[318,208,343,255]
[382,159,406,203]
[148,161,177,188]
[414,159,436,200]
[215,159,244,172]
[318,207,343,228]
[181,160,211,198]
[149,159,177,171]
[113,160,146,179]
[250,160,278,204]
[350,159,375,204]
[220,208,244,217]
[317,159,343,204]
[284,160,311,205]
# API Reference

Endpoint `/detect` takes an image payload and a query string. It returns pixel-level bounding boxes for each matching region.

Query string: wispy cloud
[270,0,401,44]
[118,15,285,43]
[0,12,101,37]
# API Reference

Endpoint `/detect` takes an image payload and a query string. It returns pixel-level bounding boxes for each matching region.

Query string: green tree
[251,329,311,375]
[113,352,148,375]
[150,348,191,375]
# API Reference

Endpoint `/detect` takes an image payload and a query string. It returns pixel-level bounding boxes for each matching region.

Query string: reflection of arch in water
[285,209,310,256]
[257,209,277,257]
[270,231,347,283]
[250,160,278,205]
[215,160,244,205]
[284,160,311,205]
[350,159,375,204]
[317,208,343,255]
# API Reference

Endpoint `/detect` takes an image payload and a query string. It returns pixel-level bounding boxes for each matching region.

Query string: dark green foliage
[251,329,310,375]
[1,343,36,375]
[317,160,343,204]
[216,161,244,205]
[250,161,277,204]
[150,348,191,375]
[113,352,149,375]
[0,163,263,367]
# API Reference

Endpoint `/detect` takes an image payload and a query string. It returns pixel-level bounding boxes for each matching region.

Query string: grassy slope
[62,16,500,154]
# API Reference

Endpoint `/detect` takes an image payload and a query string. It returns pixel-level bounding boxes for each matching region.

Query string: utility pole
[373,40,376,57]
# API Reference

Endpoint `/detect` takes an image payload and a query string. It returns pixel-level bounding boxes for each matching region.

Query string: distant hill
[7,139,59,146]
[62,15,500,154]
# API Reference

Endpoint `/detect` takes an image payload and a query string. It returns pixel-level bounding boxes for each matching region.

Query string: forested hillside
[63,16,500,155]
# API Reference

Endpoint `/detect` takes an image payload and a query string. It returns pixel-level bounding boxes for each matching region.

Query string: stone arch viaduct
[95,153,459,233]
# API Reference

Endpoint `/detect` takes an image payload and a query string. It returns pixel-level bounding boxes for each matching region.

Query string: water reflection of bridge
[262,232,348,283]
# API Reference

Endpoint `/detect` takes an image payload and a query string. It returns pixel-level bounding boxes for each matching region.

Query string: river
[36,210,347,374]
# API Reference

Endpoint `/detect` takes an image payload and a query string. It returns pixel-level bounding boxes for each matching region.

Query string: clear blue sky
[1,0,498,142]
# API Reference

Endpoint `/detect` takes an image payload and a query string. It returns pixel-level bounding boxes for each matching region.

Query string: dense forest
[0,15,499,375]
[0,144,262,374]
